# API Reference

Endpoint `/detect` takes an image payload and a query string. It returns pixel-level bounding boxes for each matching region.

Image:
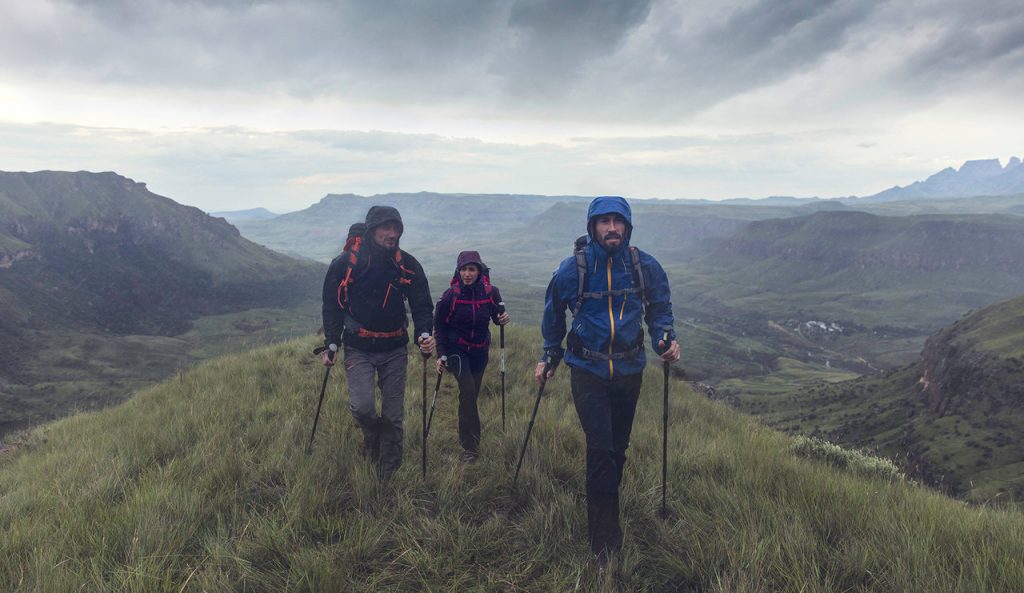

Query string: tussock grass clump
[1,325,1023,592]
[790,436,906,482]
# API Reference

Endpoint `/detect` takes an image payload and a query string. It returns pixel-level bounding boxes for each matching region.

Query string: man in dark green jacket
[321,205,434,480]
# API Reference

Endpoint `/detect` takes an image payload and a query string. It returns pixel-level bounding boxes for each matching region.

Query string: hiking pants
[343,345,408,479]
[569,366,642,558]
[448,348,489,453]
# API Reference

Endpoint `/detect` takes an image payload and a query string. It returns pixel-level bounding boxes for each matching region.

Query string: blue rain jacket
[541,196,676,380]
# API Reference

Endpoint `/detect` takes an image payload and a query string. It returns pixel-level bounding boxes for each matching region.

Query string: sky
[1,0,1022,212]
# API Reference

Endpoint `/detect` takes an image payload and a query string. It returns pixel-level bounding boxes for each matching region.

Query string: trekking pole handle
[661,328,671,353]
[313,343,338,361]
[419,332,431,358]
[539,355,552,385]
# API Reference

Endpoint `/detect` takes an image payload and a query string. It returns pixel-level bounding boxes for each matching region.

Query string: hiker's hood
[586,196,633,246]
[364,205,404,237]
[450,250,491,290]
[363,205,403,253]
[456,250,487,272]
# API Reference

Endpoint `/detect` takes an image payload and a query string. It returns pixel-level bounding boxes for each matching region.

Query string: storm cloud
[3,0,1021,120]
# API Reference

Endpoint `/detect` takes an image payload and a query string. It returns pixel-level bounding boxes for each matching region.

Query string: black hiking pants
[569,366,642,559]
[448,348,489,453]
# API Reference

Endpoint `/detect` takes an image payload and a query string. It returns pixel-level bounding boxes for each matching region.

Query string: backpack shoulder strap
[394,249,415,286]
[336,237,362,310]
[572,235,589,316]
[629,246,649,312]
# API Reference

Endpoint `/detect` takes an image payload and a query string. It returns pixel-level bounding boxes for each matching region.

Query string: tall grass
[1,325,1022,592]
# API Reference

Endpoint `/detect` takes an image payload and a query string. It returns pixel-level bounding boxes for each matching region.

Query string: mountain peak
[958,158,1004,177]
[863,156,1024,201]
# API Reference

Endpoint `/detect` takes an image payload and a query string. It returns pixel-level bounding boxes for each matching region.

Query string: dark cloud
[2,0,1021,121]
[894,0,1024,91]
[494,0,654,97]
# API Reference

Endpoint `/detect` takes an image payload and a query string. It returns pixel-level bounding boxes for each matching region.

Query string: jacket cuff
[651,329,676,354]
[541,348,564,363]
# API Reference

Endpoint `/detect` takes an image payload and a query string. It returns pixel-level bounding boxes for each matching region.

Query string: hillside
[0,170,324,436]
[746,295,1024,504]
[1,326,1022,592]
[0,170,319,335]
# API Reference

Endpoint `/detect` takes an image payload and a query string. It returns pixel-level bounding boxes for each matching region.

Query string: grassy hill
[745,295,1024,505]
[2,325,1022,592]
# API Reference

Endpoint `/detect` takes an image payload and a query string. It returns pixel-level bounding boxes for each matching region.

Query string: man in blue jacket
[535,195,680,563]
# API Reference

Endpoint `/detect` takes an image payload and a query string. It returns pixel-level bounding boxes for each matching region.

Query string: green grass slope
[2,326,1022,592]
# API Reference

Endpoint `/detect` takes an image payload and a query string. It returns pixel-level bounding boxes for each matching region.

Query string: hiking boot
[459,450,479,463]
[360,428,381,462]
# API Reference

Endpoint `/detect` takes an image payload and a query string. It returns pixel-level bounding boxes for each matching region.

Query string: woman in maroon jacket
[434,251,510,462]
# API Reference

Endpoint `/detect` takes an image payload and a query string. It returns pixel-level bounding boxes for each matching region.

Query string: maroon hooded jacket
[433,251,504,357]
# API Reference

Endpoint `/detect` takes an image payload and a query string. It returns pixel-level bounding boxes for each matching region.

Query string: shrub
[790,436,906,482]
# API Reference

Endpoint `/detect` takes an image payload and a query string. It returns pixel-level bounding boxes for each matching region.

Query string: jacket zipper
[606,257,615,379]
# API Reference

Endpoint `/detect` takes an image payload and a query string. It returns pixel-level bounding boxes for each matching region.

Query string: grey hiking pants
[343,345,408,479]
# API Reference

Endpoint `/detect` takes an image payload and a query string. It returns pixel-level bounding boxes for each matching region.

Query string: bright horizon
[2,0,1022,212]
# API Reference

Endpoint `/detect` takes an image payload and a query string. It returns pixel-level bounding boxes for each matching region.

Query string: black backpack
[335,235,414,312]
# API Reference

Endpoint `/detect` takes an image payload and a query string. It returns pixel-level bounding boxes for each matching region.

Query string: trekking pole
[513,357,550,488]
[661,328,671,519]
[497,301,507,431]
[420,333,430,479]
[425,356,447,441]
[307,344,338,454]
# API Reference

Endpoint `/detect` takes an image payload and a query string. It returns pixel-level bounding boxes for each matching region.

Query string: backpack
[336,235,415,314]
[571,235,649,317]
[442,273,495,324]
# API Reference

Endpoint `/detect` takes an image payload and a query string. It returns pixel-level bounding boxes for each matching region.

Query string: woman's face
[459,264,480,286]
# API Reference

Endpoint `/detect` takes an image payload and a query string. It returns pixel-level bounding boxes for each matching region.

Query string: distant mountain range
[210,207,279,222]
[859,157,1024,202]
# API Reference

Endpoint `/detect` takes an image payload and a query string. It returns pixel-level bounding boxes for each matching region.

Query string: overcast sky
[2,0,1022,212]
